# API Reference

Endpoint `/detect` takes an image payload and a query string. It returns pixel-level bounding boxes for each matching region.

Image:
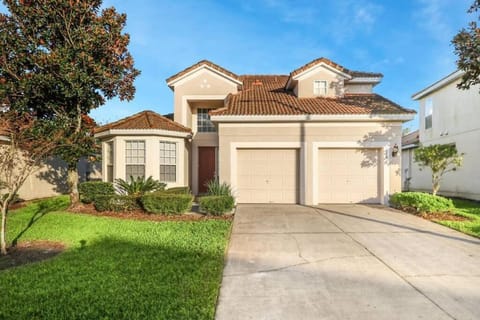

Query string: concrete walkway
[215,204,480,320]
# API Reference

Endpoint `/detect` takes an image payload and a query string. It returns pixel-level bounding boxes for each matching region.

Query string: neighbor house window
[197,108,216,132]
[425,98,433,130]
[159,141,176,182]
[313,80,327,96]
[106,141,114,182]
[125,140,145,179]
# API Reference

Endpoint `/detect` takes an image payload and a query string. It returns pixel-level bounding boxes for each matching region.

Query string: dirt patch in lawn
[0,241,65,271]
[420,212,472,222]
[68,203,234,222]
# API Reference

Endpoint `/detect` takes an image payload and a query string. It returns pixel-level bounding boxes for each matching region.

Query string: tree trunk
[1,203,7,255]
[432,174,440,196]
[68,167,80,207]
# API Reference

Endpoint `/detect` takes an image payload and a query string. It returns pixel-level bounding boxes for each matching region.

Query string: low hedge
[79,181,115,204]
[199,195,235,216]
[141,193,193,215]
[94,195,141,212]
[390,192,454,213]
[161,187,191,195]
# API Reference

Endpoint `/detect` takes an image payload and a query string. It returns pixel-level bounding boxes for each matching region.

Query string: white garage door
[318,148,380,203]
[237,149,299,203]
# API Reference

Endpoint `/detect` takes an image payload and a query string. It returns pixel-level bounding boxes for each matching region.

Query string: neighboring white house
[95,58,415,205]
[403,70,480,200]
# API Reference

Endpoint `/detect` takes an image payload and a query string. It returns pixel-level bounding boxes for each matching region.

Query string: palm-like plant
[205,179,233,196]
[115,176,166,197]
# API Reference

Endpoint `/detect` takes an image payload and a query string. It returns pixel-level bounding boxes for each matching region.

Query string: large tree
[452,0,480,91]
[0,112,60,255]
[0,0,140,206]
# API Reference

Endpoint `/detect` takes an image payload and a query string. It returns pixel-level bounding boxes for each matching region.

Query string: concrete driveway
[215,204,480,320]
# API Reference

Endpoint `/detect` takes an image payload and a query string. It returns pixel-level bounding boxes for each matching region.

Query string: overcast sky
[1,0,474,130]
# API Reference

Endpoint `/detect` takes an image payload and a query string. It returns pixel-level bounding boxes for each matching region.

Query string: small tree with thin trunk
[0,112,59,255]
[414,144,464,196]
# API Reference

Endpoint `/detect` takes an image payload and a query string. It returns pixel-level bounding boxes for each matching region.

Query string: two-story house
[402,70,480,200]
[95,58,415,205]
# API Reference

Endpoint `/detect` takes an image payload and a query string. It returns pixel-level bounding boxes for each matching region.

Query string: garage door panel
[237,149,299,204]
[318,149,380,204]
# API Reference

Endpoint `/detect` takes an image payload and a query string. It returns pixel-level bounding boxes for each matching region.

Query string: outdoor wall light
[391,143,399,157]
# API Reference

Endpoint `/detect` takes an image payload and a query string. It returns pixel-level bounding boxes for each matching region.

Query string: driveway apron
[215,204,480,320]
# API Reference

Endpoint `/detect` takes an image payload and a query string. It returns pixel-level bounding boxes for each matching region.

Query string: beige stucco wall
[410,80,480,200]
[15,157,100,201]
[172,69,238,127]
[102,135,188,189]
[295,68,345,98]
[218,122,402,205]
[344,83,374,94]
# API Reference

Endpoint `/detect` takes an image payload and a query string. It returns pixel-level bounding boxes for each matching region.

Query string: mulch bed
[68,203,234,222]
[0,240,65,271]
[420,212,472,222]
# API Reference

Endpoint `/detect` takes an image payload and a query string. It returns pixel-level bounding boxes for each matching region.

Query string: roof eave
[412,70,464,100]
[211,113,415,123]
[95,128,192,139]
[166,64,243,89]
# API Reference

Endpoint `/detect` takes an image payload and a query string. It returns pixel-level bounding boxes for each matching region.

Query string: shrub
[161,187,191,194]
[79,181,115,204]
[115,176,166,196]
[390,192,454,213]
[199,195,235,216]
[94,195,141,212]
[141,193,193,215]
[205,179,233,196]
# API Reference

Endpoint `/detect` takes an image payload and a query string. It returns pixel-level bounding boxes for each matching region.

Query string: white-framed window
[159,141,176,182]
[197,108,216,132]
[106,141,114,183]
[313,80,327,96]
[425,98,433,130]
[125,140,145,179]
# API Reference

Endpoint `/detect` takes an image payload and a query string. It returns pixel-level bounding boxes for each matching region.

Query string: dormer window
[313,80,327,96]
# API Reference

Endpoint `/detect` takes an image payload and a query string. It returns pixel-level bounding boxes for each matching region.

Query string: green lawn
[436,199,480,238]
[0,196,232,320]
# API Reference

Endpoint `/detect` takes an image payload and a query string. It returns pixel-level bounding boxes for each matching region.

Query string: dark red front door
[198,147,216,193]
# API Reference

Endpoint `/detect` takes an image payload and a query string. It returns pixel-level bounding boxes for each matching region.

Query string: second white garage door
[237,149,299,203]
[318,148,381,203]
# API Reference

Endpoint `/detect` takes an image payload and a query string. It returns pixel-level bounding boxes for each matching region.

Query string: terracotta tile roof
[166,60,240,85]
[210,75,415,116]
[290,57,383,78]
[95,110,191,134]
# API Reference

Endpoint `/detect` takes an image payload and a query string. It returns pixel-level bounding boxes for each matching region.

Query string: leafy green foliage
[0,0,140,205]
[414,144,464,195]
[390,192,454,213]
[439,199,480,237]
[78,181,115,204]
[205,179,234,197]
[199,196,235,216]
[115,176,166,197]
[0,197,231,319]
[93,195,140,212]
[141,193,193,215]
[452,0,480,91]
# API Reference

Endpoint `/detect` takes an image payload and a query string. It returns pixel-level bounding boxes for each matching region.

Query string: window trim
[125,140,146,180]
[313,80,328,96]
[424,98,433,130]
[159,141,177,183]
[106,141,114,183]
